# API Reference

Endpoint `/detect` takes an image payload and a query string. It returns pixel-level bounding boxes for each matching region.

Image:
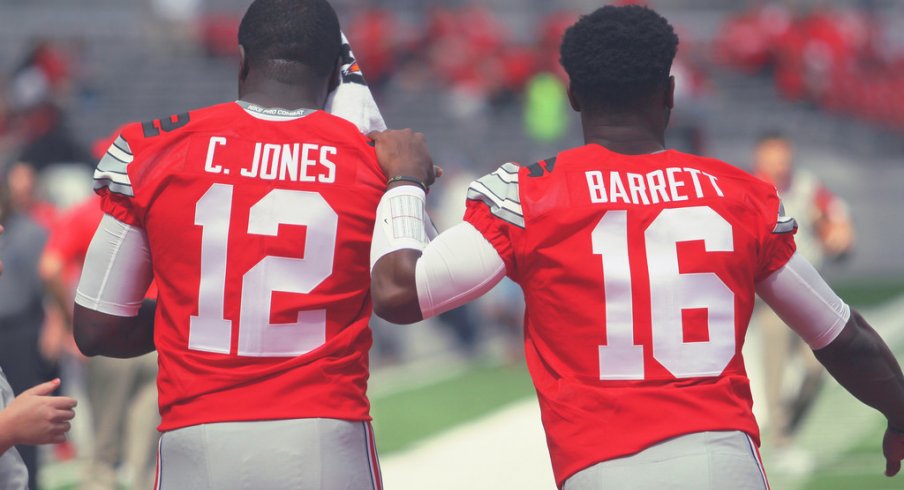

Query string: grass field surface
[39,283,904,489]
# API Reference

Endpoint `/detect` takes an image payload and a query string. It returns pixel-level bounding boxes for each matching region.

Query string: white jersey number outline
[594,206,735,380]
[188,183,337,357]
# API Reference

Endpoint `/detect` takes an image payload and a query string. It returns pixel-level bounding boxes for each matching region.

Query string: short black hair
[238,0,341,80]
[560,5,678,111]
[757,130,789,144]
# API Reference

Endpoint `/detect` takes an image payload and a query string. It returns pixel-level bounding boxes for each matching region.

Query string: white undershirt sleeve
[755,252,851,350]
[75,214,153,317]
[415,222,507,319]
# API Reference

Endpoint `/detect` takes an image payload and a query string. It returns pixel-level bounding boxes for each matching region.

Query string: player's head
[560,5,678,117]
[237,0,341,96]
[754,131,794,185]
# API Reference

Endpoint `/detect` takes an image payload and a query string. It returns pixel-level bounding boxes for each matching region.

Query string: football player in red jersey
[369,5,904,489]
[72,0,390,488]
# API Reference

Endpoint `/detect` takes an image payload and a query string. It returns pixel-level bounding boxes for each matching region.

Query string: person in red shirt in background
[368,5,904,489]
[39,128,159,490]
[4,162,57,230]
[750,131,854,474]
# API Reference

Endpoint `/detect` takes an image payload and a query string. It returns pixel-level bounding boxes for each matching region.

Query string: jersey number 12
[188,183,337,357]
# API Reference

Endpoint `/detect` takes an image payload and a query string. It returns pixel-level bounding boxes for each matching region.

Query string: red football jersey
[464,144,797,488]
[93,101,386,431]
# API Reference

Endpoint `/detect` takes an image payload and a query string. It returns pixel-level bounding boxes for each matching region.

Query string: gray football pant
[156,418,382,490]
[564,431,769,490]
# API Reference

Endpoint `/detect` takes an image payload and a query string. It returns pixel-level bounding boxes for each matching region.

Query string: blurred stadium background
[2,0,904,488]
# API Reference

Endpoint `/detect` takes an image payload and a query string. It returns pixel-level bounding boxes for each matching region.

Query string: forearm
[0,413,14,454]
[815,309,904,428]
[44,275,74,328]
[372,221,507,324]
[108,300,156,358]
[369,183,431,324]
[372,250,424,324]
[73,300,156,358]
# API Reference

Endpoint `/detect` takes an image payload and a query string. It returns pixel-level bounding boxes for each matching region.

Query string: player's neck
[581,117,667,155]
[239,78,327,112]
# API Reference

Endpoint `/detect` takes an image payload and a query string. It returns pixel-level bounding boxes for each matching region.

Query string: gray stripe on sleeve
[93,178,135,197]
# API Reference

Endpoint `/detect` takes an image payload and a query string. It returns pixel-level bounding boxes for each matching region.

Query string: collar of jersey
[591,142,669,156]
[235,100,317,121]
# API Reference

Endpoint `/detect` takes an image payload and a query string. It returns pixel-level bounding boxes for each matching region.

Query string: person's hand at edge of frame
[884,425,904,477]
[0,378,77,446]
[368,129,441,188]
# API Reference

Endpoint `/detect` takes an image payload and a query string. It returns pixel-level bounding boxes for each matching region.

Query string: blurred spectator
[12,102,92,174]
[714,2,792,74]
[0,172,53,490]
[478,277,525,365]
[750,131,855,473]
[347,8,406,89]
[4,162,57,229]
[10,41,74,107]
[200,14,241,58]
[6,40,91,174]
[148,0,202,54]
[39,130,159,490]
[431,167,482,357]
[523,72,570,145]
[715,2,904,130]
[667,54,710,154]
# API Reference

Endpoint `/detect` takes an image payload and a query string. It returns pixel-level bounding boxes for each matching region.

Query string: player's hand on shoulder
[2,378,77,445]
[883,425,904,477]
[368,129,438,188]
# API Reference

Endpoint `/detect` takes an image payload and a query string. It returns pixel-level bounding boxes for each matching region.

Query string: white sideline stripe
[382,294,904,490]
[750,293,904,490]
[380,398,555,490]
[369,358,469,399]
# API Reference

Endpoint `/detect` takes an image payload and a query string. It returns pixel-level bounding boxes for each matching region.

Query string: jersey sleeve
[92,125,143,227]
[462,162,525,277]
[756,189,798,281]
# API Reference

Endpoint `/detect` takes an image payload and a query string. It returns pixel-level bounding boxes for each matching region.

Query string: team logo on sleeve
[773,201,798,234]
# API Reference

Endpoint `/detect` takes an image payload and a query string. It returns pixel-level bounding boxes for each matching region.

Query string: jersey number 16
[594,206,736,380]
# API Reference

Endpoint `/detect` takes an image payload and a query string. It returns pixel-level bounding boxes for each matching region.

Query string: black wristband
[387,175,428,192]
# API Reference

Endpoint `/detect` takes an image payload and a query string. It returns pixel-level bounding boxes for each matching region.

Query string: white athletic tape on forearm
[370,185,430,271]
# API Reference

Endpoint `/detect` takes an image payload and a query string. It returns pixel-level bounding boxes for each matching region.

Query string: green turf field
[832,277,904,308]
[40,288,904,489]
[801,426,899,490]
[371,362,535,454]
